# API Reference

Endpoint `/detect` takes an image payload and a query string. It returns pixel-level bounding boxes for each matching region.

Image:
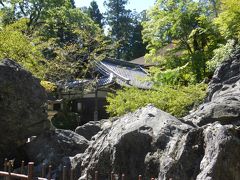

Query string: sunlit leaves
[106,84,207,117]
[214,0,240,40]
[0,22,45,78]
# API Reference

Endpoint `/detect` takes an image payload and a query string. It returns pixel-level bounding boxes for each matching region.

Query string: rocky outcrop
[75,106,240,180]
[75,121,101,140]
[79,106,197,179]
[196,123,240,180]
[25,129,88,166]
[0,59,50,162]
[24,129,89,179]
[184,50,240,126]
[71,49,240,180]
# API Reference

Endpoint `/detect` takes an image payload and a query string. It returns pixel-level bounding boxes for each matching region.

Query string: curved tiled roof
[63,58,153,90]
[96,58,152,89]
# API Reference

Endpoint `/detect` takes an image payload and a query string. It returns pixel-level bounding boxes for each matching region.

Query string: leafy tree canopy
[0,0,110,82]
[214,0,240,41]
[87,0,104,28]
[104,0,147,60]
[142,0,223,82]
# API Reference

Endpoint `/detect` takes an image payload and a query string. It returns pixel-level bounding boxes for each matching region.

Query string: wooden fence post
[20,161,24,174]
[3,158,7,180]
[42,163,46,178]
[70,169,74,180]
[121,173,125,180]
[27,162,34,180]
[8,160,13,180]
[111,172,114,180]
[95,171,98,180]
[48,165,52,180]
[62,166,67,180]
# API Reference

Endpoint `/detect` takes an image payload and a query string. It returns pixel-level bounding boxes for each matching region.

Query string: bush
[207,39,236,72]
[51,111,79,131]
[40,80,57,92]
[106,84,207,117]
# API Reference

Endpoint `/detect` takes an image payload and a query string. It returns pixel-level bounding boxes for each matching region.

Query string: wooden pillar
[121,174,125,180]
[41,163,46,178]
[20,161,25,175]
[27,162,34,180]
[94,85,98,121]
[62,166,67,180]
[48,165,52,180]
[138,175,142,180]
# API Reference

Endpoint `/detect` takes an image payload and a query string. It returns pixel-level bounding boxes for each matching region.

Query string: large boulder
[78,105,194,179]
[0,59,50,161]
[24,129,89,179]
[75,105,240,180]
[75,121,101,140]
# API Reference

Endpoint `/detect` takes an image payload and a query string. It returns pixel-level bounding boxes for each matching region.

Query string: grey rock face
[24,129,89,179]
[75,121,101,140]
[0,59,50,160]
[196,123,240,180]
[76,105,240,180]
[78,105,194,179]
[184,50,240,126]
[25,129,88,167]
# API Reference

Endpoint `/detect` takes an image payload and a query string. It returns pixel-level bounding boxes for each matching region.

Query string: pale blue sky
[75,0,156,13]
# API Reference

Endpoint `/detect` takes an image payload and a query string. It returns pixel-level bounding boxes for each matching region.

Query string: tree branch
[0,0,5,7]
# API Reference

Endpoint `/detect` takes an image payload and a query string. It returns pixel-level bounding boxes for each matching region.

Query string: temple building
[48,58,152,125]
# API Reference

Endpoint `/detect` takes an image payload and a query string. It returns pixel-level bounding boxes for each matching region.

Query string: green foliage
[40,80,57,93]
[34,6,109,81]
[87,1,104,28]
[51,112,79,130]
[104,0,146,60]
[150,63,196,86]
[0,0,110,82]
[214,0,240,41]
[142,0,222,82]
[0,20,45,78]
[106,84,207,117]
[207,39,236,72]
[106,0,240,118]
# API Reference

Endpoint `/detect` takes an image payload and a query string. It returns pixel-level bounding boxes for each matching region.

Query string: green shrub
[106,84,207,117]
[51,112,79,130]
[207,39,236,72]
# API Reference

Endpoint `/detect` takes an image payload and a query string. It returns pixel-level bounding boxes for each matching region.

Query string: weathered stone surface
[77,105,193,179]
[184,50,240,126]
[0,59,50,161]
[20,129,88,179]
[196,122,240,180]
[25,129,88,167]
[75,121,101,140]
[74,104,240,180]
